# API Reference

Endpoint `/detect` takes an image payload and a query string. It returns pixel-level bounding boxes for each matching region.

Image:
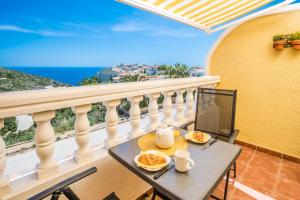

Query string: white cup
[174,150,195,172]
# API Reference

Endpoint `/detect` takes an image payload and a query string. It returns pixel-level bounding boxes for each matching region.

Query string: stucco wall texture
[209,10,300,158]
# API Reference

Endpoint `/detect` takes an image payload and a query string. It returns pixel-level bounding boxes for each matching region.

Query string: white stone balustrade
[128,96,143,139]
[162,91,174,125]
[185,87,196,120]
[0,76,220,198]
[32,111,58,179]
[147,93,160,131]
[104,100,120,148]
[175,89,185,123]
[0,119,9,196]
[72,104,92,163]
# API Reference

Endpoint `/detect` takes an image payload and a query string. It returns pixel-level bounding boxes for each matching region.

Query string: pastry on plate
[135,150,171,171]
[193,131,204,142]
[185,131,211,144]
[138,153,166,166]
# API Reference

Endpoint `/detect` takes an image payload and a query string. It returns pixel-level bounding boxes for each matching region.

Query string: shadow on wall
[209,9,300,158]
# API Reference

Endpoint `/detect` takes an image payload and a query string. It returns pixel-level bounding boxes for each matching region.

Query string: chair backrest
[195,88,237,138]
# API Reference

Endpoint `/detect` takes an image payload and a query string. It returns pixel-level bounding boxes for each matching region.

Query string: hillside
[0,67,68,92]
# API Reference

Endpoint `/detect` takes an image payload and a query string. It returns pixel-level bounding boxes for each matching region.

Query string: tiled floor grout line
[272,155,283,198]
[232,146,257,199]
[227,146,257,200]
[241,147,257,182]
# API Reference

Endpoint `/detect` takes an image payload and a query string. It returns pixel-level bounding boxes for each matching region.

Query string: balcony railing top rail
[0,76,220,118]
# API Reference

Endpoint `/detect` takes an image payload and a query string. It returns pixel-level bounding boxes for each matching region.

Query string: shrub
[0,117,17,137]
[273,34,284,41]
[4,126,35,146]
[290,32,300,40]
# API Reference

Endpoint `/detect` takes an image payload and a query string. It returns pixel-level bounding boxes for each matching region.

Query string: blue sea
[6,66,108,86]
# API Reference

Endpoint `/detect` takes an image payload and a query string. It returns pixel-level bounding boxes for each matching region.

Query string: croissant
[193,132,204,142]
[138,153,166,166]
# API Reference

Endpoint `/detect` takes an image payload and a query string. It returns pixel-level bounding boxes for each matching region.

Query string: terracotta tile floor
[209,145,300,200]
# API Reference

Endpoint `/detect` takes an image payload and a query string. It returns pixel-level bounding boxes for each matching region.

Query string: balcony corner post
[128,96,143,139]
[0,119,10,196]
[147,93,161,132]
[32,111,58,180]
[104,100,120,148]
[162,91,174,125]
[72,104,92,164]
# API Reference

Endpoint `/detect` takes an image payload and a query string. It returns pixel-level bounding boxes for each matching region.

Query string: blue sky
[0,0,298,67]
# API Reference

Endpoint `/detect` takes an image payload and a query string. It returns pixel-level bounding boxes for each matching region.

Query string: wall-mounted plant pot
[273,40,285,50]
[291,40,300,50]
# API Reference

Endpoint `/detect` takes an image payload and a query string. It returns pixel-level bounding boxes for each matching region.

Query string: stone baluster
[185,87,196,120]
[104,100,120,148]
[32,111,57,179]
[0,119,9,196]
[162,91,174,125]
[128,96,143,139]
[72,104,92,163]
[147,93,160,131]
[175,89,185,123]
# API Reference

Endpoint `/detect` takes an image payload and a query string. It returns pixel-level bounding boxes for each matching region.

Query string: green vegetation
[120,74,146,82]
[273,34,285,41]
[78,75,101,85]
[51,108,75,133]
[0,67,68,93]
[0,117,35,146]
[289,32,300,40]
[158,63,189,78]
[0,117,17,137]
[5,126,35,146]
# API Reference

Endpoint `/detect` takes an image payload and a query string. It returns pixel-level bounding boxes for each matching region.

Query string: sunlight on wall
[209,10,300,158]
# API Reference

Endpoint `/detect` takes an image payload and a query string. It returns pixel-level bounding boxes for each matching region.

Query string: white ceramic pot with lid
[155,124,174,149]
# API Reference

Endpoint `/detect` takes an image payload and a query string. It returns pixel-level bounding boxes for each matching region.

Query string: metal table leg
[151,188,172,200]
[223,170,230,200]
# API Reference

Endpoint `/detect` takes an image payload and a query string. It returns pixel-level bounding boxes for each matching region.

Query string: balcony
[0,74,299,199]
[1,1,300,200]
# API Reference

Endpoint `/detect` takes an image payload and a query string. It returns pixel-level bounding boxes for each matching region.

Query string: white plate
[184,131,211,144]
[134,150,171,172]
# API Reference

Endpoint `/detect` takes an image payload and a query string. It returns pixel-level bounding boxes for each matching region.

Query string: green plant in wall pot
[290,32,300,50]
[273,34,285,50]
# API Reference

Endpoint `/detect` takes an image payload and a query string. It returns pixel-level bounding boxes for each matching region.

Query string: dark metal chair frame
[28,167,97,200]
[194,88,238,200]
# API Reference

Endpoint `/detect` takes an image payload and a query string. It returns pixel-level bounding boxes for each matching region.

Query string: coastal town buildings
[98,64,161,83]
[98,64,201,83]
[189,67,205,77]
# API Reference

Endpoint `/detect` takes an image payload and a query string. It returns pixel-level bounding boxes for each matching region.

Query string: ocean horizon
[5,66,109,86]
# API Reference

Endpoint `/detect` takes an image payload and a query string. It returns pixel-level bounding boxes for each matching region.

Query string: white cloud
[112,20,199,38]
[112,21,150,32]
[63,22,103,33]
[0,24,74,37]
[37,30,75,37]
[0,25,35,33]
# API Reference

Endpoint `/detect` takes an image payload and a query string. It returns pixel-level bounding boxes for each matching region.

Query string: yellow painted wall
[209,10,300,158]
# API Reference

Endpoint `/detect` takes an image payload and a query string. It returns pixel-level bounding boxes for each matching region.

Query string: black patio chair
[194,88,238,178]
[28,167,97,200]
[194,88,239,200]
[28,167,120,200]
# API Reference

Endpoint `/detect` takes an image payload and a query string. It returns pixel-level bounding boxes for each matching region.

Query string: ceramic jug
[155,125,174,149]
